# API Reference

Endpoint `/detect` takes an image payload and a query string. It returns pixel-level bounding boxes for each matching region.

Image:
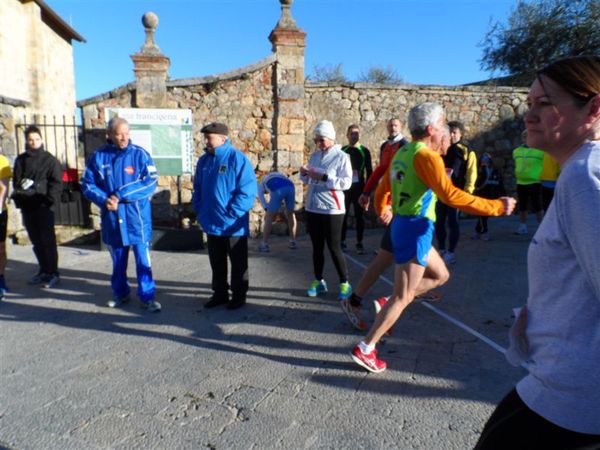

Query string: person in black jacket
[12,126,62,288]
[341,124,372,254]
[473,153,505,240]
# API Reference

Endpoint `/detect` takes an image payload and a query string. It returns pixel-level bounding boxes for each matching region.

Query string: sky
[48,0,518,101]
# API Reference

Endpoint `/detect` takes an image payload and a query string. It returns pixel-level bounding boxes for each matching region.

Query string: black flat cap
[201,122,229,136]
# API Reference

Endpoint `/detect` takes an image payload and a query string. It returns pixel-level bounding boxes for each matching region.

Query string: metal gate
[15,115,90,227]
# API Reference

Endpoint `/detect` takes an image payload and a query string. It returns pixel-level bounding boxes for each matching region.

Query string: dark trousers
[435,202,459,252]
[206,235,248,303]
[475,388,600,449]
[22,207,58,275]
[542,186,555,212]
[475,216,489,234]
[341,184,365,244]
[306,212,348,283]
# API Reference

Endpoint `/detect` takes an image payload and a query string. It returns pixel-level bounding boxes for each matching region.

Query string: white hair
[407,102,444,137]
[107,117,129,133]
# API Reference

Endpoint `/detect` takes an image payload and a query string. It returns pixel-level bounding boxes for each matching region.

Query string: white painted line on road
[345,254,508,355]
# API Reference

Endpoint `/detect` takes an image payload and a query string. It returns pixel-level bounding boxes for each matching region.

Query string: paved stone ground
[0,216,534,450]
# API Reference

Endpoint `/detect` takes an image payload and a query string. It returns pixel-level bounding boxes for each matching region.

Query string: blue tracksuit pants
[109,243,155,303]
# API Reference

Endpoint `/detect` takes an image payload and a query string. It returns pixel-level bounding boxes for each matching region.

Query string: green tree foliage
[307,63,347,82]
[480,0,600,80]
[358,65,403,84]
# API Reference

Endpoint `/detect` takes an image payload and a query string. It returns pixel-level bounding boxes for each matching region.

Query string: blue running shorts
[390,215,434,266]
[266,185,295,213]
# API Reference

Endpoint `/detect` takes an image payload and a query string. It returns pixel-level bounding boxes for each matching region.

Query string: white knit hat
[314,120,336,141]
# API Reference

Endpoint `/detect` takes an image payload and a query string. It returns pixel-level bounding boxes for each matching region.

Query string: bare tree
[358,65,403,84]
[306,63,347,83]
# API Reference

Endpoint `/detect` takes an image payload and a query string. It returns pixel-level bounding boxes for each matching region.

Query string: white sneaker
[443,251,456,264]
[515,224,528,235]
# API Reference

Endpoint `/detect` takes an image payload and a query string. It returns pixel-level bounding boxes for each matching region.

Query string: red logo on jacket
[124,166,135,175]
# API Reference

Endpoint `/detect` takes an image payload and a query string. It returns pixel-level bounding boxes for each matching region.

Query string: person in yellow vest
[350,103,516,373]
[0,150,12,299]
[513,130,545,234]
[540,152,560,212]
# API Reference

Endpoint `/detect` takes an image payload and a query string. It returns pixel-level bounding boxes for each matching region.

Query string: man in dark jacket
[342,124,372,254]
[193,122,257,310]
[12,125,62,288]
[81,117,160,312]
[434,121,477,264]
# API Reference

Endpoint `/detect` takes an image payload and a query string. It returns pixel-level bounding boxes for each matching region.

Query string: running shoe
[258,242,270,252]
[288,240,298,250]
[351,345,387,373]
[43,274,60,289]
[515,223,528,235]
[471,232,481,240]
[481,232,491,241]
[443,251,457,265]
[107,294,131,308]
[373,296,389,314]
[141,300,162,312]
[307,279,327,297]
[356,243,364,255]
[340,299,367,330]
[341,241,348,252]
[338,282,352,300]
[373,296,393,336]
[28,272,47,285]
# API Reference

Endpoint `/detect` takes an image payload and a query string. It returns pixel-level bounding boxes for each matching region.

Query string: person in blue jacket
[81,117,160,312]
[193,122,257,310]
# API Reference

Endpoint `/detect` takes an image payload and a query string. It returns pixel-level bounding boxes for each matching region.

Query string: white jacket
[300,144,352,215]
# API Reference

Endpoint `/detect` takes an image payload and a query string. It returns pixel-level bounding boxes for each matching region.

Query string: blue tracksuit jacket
[192,140,257,236]
[81,141,158,247]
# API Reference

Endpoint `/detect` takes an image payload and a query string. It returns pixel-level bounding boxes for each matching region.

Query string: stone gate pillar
[130,12,170,108]
[269,0,306,186]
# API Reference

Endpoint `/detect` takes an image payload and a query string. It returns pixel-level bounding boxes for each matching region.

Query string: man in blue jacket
[193,122,257,310]
[81,117,160,312]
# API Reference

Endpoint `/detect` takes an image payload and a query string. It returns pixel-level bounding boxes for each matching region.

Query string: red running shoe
[351,345,387,373]
[373,296,393,336]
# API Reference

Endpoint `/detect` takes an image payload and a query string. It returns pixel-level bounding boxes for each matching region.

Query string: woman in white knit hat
[300,120,353,300]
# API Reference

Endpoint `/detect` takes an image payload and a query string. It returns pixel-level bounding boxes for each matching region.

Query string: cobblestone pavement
[0,216,533,449]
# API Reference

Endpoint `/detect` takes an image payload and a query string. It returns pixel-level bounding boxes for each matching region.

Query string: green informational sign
[105,108,193,176]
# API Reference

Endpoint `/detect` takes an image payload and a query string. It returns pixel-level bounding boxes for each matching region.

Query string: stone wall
[79,58,277,236]
[305,82,529,192]
[0,0,78,118]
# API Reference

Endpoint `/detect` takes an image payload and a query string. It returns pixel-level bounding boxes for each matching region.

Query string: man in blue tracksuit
[193,122,257,310]
[81,117,160,312]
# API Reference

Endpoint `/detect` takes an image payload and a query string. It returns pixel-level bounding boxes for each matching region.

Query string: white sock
[358,341,374,354]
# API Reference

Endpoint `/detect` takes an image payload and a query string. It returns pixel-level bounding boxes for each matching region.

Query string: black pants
[22,207,58,275]
[306,212,348,283]
[206,235,248,303]
[475,388,600,450]
[542,185,555,212]
[435,202,459,252]
[475,216,489,233]
[341,184,365,244]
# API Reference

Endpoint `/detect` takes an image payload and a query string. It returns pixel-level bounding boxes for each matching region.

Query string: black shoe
[226,299,246,310]
[204,296,229,309]
[356,243,364,255]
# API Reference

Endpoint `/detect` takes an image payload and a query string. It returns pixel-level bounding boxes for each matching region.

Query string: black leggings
[342,185,365,244]
[475,388,600,450]
[306,212,348,283]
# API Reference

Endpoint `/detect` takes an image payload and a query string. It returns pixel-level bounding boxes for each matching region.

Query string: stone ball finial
[142,12,159,30]
[275,0,297,29]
